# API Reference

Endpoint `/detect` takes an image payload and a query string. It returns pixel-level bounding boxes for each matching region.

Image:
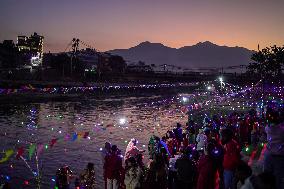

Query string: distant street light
[219,76,224,89]
[182,97,189,103]
[119,118,127,125]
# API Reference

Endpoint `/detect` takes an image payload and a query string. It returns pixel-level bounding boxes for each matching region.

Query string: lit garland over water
[0,83,198,95]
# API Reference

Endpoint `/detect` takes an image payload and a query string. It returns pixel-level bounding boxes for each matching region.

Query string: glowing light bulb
[119,118,126,125]
[182,97,189,102]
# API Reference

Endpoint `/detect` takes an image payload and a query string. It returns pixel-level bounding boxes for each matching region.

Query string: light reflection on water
[0,95,188,188]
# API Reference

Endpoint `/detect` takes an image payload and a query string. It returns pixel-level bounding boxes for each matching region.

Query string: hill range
[108,41,254,69]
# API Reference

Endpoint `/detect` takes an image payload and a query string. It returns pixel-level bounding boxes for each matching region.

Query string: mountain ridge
[107,41,254,68]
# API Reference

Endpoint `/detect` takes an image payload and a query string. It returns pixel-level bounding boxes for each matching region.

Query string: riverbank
[0,82,273,189]
[0,81,200,103]
[0,71,258,88]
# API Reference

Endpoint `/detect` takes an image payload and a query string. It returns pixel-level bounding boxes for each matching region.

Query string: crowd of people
[50,105,284,189]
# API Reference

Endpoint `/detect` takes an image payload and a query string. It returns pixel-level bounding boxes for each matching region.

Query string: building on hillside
[126,63,153,73]
[183,67,219,75]
[76,48,99,71]
[17,32,44,66]
[75,49,113,71]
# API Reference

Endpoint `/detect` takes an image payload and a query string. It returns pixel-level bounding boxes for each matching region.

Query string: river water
[0,93,189,188]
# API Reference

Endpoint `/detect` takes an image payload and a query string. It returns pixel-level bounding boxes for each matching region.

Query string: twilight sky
[1,0,284,52]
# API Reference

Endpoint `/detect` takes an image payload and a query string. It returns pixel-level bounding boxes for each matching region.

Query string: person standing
[174,123,183,146]
[79,163,96,189]
[221,128,240,189]
[148,135,159,159]
[197,141,220,189]
[55,166,74,189]
[102,142,112,189]
[144,154,168,189]
[196,129,207,155]
[161,136,171,157]
[168,153,181,189]
[175,147,197,189]
[167,133,179,156]
[124,138,145,162]
[101,142,112,163]
[264,107,284,189]
[104,145,123,189]
[124,157,143,189]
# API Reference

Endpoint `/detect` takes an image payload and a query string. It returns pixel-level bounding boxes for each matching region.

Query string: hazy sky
[1,0,284,52]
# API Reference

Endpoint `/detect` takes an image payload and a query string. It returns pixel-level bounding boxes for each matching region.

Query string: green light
[45,145,48,149]
[245,147,249,152]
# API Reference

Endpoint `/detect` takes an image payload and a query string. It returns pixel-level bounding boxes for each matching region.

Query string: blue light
[5,175,10,180]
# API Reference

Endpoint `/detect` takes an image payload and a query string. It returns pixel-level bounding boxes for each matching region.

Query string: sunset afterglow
[1,0,284,52]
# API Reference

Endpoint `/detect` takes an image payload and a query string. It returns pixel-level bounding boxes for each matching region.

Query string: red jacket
[167,138,178,156]
[223,139,240,171]
[183,138,189,148]
[104,153,123,180]
[197,155,216,189]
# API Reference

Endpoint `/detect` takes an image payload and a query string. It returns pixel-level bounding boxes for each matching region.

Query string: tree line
[247,45,284,80]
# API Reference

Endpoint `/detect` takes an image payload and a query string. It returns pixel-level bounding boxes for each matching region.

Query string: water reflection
[0,95,187,188]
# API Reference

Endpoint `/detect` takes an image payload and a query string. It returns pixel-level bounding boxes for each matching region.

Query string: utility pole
[62,60,65,78]
[71,38,79,77]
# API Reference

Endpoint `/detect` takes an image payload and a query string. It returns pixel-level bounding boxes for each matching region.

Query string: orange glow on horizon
[1,0,284,52]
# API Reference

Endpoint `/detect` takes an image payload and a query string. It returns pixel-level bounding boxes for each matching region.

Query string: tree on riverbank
[108,55,127,75]
[46,53,71,77]
[247,45,284,79]
[0,40,21,69]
